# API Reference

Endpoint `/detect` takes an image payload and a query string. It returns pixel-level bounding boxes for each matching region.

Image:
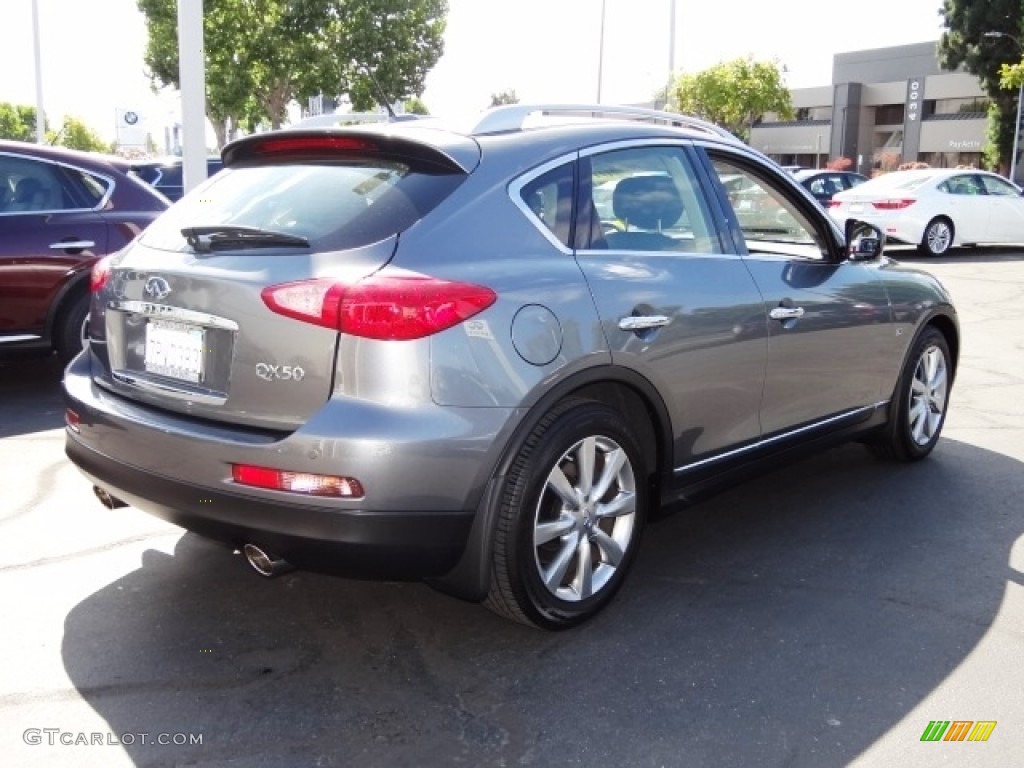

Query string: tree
[671,57,793,142]
[489,89,519,107]
[49,117,108,153]
[404,97,430,115]
[0,103,45,142]
[938,0,1023,173]
[138,0,448,143]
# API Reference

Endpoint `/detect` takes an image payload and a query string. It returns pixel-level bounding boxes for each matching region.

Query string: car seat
[10,177,50,212]
[605,175,683,251]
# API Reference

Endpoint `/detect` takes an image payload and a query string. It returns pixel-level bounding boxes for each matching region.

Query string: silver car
[64,105,959,629]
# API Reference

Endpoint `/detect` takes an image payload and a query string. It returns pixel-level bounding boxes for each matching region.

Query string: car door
[700,149,894,436]
[937,173,991,243]
[566,144,768,466]
[0,155,108,338]
[978,173,1024,242]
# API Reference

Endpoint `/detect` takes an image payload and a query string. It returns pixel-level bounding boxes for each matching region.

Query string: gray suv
[64,105,959,629]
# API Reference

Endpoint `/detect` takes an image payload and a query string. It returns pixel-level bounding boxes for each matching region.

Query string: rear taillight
[261,273,497,340]
[232,464,365,498]
[825,200,841,208]
[871,199,916,210]
[90,255,114,292]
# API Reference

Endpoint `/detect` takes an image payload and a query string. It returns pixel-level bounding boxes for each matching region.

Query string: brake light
[261,274,497,340]
[825,200,841,208]
[871,199,916,210]
[232,464,365,498]
[249,136,378,155]
[90,255,114,292]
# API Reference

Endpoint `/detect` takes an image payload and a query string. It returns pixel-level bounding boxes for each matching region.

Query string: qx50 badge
[256,363,305,382]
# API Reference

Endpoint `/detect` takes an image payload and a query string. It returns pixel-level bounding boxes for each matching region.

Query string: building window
[794,106,831,122]
[932,97,989,115]
[874,104,905,125]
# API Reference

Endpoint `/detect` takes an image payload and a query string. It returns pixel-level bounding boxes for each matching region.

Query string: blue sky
[0,0,949,144]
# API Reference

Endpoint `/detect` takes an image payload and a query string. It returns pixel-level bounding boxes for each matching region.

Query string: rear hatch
[89,129,478,430]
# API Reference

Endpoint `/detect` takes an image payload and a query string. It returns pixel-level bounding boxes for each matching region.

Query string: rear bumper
[62,352,517,581]
[66,436,473,578]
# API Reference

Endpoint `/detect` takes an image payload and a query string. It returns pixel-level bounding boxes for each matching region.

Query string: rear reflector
[232,464,365,498]
[261,273,496,340]
[871,199,916,210]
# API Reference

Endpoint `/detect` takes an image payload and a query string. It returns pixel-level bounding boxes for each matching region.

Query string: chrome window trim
[673,401,890,475]
[508,154,578,255]
[509,139,701,255]
[0,150,116,216]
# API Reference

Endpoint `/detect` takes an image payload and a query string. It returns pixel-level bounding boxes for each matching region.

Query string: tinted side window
[582,146,720,253]
[59,166,109,208]
[710,155,830,261]
[0,156,68,213]
[942,175,985,196]
[518,163,574,248]
[980,174,1020,196]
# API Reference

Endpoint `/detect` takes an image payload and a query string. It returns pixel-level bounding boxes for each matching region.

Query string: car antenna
[362,65,398,121]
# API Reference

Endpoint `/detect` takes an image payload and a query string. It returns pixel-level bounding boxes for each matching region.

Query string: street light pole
[31,0,45,143]
[984,31,1023,182]
[596,0,606,103]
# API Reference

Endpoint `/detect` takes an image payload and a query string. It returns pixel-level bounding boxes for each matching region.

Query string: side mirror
[845,219,884,261]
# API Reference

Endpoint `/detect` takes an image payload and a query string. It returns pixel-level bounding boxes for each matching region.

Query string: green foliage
[0,102,46,141]
[404,97,430,115]
[939,0,1023,172]
[49,117,108,153]
[984,100,1014,172]
[489,89,519,107]
[671,57,793,142]
[137,0,448,140]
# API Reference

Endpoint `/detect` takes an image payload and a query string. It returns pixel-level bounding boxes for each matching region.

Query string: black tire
[484,399,648,629]
[866,326,951,462]
[918,217,954,256]
[55,293,90,365]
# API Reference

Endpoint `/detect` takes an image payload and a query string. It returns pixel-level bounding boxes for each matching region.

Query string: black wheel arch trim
[431,364,673,602]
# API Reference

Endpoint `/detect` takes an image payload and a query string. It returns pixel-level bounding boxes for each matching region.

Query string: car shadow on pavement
[58,438,1021,767]
[0,354,66,438]
[885,244,1024,263]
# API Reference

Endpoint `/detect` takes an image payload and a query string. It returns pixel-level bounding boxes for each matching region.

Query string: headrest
[612,175,683,230]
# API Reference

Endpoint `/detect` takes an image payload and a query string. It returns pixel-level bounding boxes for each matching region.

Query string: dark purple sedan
[0,140,169,363]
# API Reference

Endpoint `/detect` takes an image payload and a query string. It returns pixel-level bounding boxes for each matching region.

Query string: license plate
[144,320,205,383]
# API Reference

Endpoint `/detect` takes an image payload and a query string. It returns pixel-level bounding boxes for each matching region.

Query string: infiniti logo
[144,276,172,301]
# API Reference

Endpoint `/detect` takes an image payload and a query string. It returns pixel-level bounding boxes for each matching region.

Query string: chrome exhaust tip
[242,543,293,578]
[93,486,128,509]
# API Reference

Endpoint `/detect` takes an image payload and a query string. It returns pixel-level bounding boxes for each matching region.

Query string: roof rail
[468,104,738,141]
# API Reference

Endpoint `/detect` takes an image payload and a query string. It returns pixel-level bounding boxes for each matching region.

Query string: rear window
[140,160,464,252]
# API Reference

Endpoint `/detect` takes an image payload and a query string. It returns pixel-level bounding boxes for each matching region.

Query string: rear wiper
[181,225,310,253]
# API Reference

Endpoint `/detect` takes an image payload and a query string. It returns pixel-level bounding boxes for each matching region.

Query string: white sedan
[828,168,1024,255]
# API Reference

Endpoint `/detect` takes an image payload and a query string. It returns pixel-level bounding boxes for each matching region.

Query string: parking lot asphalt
[1,246,1022,768]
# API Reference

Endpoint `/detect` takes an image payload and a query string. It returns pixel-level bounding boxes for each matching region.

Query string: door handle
[618,315,670,331]
[49,240,95,250]
[769,306,805,320]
